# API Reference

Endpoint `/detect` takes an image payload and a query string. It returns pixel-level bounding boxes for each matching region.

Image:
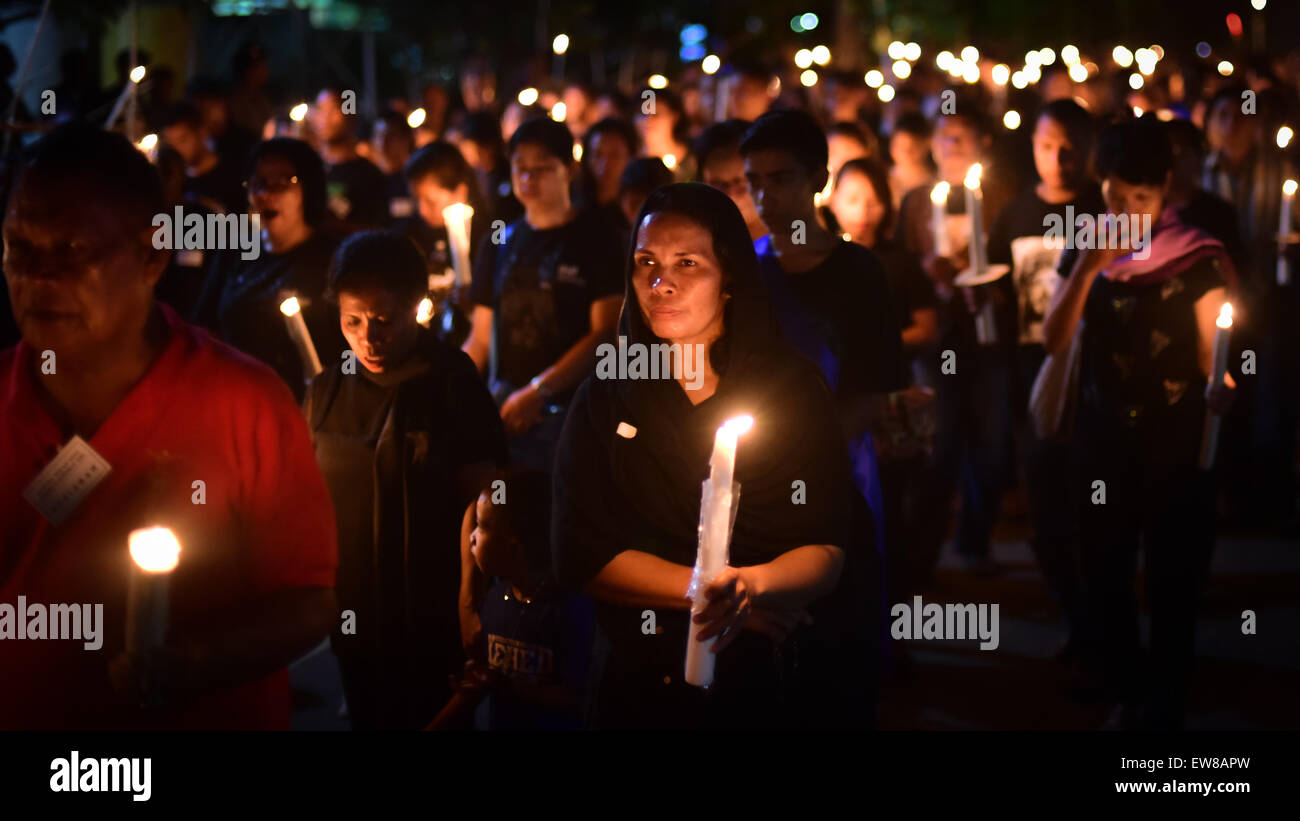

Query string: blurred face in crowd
[510,143,572,211]
[730,76,772,122]
[637,106,680,154]
[469,491,518,577]
[1206,98,1254,163]
[827,134,869,184]
[1102,173,1169,225]
[563,86,594,133]
[701,151,761,232]
[3,173,165,362]
[337,285,420,374]
[247,155,307,245]
[890,129,929,171]
[161,121,204,167]
[588,131,632,203]
[1032,115,1082,193]
[411,175,469,229]
[830,169,887,246]
[371,119,412,173]
[744,148,825,232]
[932,115,983,183]
[632,211,729,348]
[195,95,229,137]
[313,90,349,144]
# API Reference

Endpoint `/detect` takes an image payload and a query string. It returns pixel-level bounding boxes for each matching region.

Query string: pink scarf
[1102,207,1238,290]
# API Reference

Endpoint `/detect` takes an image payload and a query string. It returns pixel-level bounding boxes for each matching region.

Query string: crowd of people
[2,31,1298,732]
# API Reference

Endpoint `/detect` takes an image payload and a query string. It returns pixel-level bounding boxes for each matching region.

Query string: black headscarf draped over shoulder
[551,182,855,589]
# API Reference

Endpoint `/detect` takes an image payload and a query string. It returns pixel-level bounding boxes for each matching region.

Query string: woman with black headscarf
[552,182,875,730]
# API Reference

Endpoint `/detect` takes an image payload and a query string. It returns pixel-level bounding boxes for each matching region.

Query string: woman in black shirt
[551,183,873,730]
[1043,120,1237,730]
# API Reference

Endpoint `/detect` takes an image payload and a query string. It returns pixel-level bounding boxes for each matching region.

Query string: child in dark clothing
[436,467,593,731]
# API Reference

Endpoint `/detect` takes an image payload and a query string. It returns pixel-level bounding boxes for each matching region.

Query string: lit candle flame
[280,296,302,317]
[552,33,570,55]
[416,297,433,324]
[129,527,181,574]
[931,181,950,204]
[1277,127,1294,149]
[964,163,983,190]
[662,153,678,170]
[443,202,474,224]
[406,108,427,128]
[129,65,146,84]
[136,133,158,152]
[1217,303,1234,330]
[1284,179,1298,197]
[723,414,754,437]
[289,103,308,122]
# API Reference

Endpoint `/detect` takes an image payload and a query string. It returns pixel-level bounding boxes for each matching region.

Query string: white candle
[1199,303,1233,470]
[442,203,475,288]
[279,296,323,379]
[125,527,181,656]
[1279,179,1296,286]
[964,163,986,275]
[930,181,951,257]
[685,414,753,688]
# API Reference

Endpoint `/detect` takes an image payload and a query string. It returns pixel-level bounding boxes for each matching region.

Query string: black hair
[740,108,829,178]
[935,92,992,138]
[835,157,895,232]
[327,230,428,307]
[618,157,675,200]
[458,111,506,153]
[375,110,414,147]
[244,138,328,226]
[19,123,164,236]
[402,141,486,213]
[1095,118,1173,187]
[892,110,932,139]
[693,119,751,173]
[161,100,203,132]
[583,116,639,161]
[507,116,575,164]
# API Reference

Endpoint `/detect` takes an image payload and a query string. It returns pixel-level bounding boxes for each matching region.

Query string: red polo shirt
[0,304,337,729]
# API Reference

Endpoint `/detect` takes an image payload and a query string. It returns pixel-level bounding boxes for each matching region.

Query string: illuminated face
[1102,175,1167,223]
[510,143,571,208]
[890,130,930,169]
[701,152,760,229]
[588,131,632,196]
[932,116,981,182]
[830,170,887,240]
[827,134,868,182]
[161,122,203,166]
[411,176,467,229]
[1032,116,1080,191]
[247,155,306,241]
[3,174,164,362]
[631,211,729,346]
[337,285,420,374]
[744,148,824,232]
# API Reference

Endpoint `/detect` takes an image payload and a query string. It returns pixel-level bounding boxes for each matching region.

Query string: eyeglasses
[243,175,300,194]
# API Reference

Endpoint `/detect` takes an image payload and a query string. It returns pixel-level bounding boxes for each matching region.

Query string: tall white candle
[1199,303,1233,470]
[126,527,181,656]
[964,163,986,275]
[279,296,323,378]
[930,181,951,257]
[442,203,475,288]
[685,414,753,688]
[1279,179,1296,287]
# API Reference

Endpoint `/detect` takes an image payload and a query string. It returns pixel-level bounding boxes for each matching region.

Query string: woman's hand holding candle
[692,565,757,651]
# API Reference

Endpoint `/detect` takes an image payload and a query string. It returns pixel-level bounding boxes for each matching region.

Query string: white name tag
[21,435,112,526]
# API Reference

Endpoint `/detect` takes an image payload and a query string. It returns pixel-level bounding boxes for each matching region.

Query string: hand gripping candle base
[279,295,323,380]
[1199,303,1233,470]
[126,526,181,656]
[685,415,753,688]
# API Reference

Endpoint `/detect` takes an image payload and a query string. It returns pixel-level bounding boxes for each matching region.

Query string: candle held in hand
[686,414,754,688]
[442,203,475,288]
[1279,179,1296,286]
[1199,303,1233,470]
[126,527,181,656]
[930,181,951,257]
[279,295,323,379]
[963,163,986,275]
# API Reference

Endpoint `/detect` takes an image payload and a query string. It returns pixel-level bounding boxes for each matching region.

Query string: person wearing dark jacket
[551,183,875,730]
[305,231,507,729]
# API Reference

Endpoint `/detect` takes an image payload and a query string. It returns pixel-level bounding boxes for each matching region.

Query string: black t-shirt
[869,238,939,333]
[477,579,593,731]
[762,239,907,398]
[989,185,1107,348]
[468,210,624,399]
[1078,255,1229,466]
[194,231,345,401]
[154,199,218,318]
[325,157,389,227]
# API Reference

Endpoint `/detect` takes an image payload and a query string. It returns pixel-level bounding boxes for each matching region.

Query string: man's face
[743,148,824,232]
[1032,116,1079,191]
[3,174,164,361]
[510,143,571,209]
[312,91,348,143]
[161,122,202,166]
[1207,99,1253,162]
[702,151,760,229]
[932,116,981,182]
[411,175,466,229]
[890,131,929,169]
[588,132,631,191]
[730,76,771,122]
